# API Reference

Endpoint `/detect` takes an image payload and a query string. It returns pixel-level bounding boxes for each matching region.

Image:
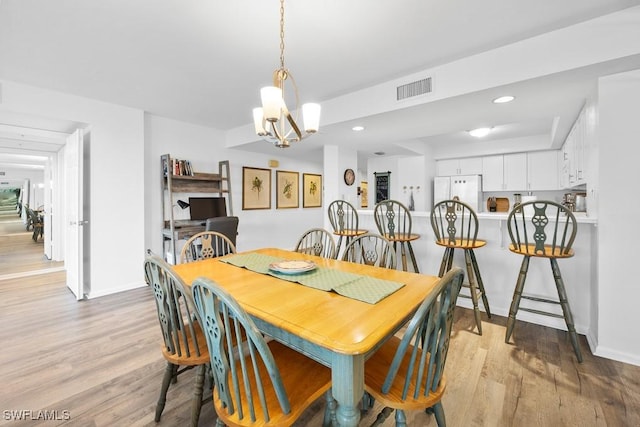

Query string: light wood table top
[173,247,438,355]
[173,247,441,427]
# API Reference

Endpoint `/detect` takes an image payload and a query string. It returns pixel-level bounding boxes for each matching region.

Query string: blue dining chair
[294,227,337,259]
[341,233,397,269]
[363,267,464,426]
[191,277,336,426]
[143,252,210,426]
[180,231,237,263]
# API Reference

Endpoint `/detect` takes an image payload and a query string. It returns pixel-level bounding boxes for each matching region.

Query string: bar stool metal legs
[392,240,420,273]
[505,200,582,362]
[439,246,491,334]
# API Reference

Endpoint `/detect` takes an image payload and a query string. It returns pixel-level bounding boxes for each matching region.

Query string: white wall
[322,144,359,232]
[0,80,145,298]
[595,69,640,365]
[145,114,325,258]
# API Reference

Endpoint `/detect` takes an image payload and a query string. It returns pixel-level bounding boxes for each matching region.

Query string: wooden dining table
[172,247,441,427]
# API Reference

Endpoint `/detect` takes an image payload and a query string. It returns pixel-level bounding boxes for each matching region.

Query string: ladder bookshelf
[160,154,232,263]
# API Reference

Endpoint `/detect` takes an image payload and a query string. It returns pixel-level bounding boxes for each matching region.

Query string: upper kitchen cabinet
[560,104,587,189]
[527,150,559,191]
[482,153,527,192]
[436,157,483,176]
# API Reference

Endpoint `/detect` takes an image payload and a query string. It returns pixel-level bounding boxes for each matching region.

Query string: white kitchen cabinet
[527,150,559,191]
[436,157,482,176]
[481,155,503,191]
[504,153,527,191]
[481,153,527,191]
[560,105,587,188]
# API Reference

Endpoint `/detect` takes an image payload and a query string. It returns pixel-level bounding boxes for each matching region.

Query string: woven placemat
[221,253,404,304]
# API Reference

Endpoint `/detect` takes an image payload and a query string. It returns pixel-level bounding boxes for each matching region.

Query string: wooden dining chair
[363,267,464,427]
[180,231,237,263]
[294,228,337,259]
[191,276,336,426]
[505,200,583,362]
[143,251,210,427]
[373,200,420,272]
[430,199,491,334]
[341,233,397,269]
[27,207,43,242]
[327,199,368,257]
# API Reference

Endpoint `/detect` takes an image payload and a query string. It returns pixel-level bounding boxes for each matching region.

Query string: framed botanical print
[242,167,271,210]
[276,170,299,209]
[302,173,322,208]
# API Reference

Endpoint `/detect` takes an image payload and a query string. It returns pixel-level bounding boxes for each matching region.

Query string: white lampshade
[260,86,282,122]
[253,107,267,135]
[302,103,321,133]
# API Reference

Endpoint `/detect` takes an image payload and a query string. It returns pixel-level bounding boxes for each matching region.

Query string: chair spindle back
[381,268,464,399]
[191,277,291,423]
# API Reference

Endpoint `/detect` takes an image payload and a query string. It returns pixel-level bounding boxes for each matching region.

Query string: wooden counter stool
[373,200,420,272]
[431,199,491,334]
[327,200,368,257]
[505,200,583,362]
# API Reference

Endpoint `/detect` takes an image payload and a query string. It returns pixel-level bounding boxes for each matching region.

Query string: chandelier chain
[279,0,285,70]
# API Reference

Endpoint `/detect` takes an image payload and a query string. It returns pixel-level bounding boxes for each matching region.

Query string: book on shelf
[168,158,195,177]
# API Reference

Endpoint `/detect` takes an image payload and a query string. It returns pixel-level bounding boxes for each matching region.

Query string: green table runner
[221,253,404,304]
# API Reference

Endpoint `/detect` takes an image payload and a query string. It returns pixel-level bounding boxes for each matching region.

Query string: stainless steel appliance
[575,192,587,212]
[562,192,586,212]
[433,175,482,212]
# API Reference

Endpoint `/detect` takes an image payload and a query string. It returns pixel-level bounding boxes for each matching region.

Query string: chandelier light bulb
[252,0,320,148]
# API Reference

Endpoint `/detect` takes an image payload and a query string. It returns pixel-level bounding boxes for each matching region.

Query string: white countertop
[358,209,598,224]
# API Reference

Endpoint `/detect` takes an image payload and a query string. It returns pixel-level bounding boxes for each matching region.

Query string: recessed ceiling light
[468,127,492,138]
[374,151,385,156]
[352,126,365,131]
[493,95,515,104]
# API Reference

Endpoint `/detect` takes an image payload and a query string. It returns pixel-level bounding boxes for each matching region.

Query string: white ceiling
[1,0,640,169]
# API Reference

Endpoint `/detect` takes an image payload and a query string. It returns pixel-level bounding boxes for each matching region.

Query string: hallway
[0,206,64,278]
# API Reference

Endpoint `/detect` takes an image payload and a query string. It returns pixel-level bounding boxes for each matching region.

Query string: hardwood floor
[0,209,64,277]
[1,215,639,426]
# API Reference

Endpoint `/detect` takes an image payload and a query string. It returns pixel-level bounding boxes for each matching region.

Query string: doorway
[0,114,86,286]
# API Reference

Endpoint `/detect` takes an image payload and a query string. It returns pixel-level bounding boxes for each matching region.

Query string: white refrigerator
[433,175,483,212]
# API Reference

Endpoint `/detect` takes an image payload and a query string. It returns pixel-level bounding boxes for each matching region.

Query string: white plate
[268,260,317,274]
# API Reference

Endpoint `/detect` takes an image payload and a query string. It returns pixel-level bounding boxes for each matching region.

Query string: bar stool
[431,199,491,334]
[373,199,420,272]
[505,200,583,362]
[327,200,368,257]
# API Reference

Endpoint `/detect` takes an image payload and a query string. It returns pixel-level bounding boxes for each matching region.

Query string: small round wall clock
[344,168,355,186]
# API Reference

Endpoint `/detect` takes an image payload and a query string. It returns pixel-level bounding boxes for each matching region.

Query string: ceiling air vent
[396,77,432,101]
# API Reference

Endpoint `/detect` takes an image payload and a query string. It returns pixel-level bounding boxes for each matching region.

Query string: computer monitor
[188,197,227,220]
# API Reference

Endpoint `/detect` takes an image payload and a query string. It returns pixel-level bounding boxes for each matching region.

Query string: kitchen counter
[358,209,597,224]
[357,209,597,340]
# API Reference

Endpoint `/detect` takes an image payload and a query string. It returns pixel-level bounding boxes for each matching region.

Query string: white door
[64,129,85,299]
[43,156,53,260]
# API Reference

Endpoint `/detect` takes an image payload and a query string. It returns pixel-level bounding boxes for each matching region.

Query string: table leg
[332,353,364,427]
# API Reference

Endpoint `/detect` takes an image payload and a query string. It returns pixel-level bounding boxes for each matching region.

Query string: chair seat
[214,340,332,427]
[435,238,486,249]
[508,243,574,258]
[333,229,368,238]
[382,233,420,243]
[161,322,210,366]
[364,335,446,411]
